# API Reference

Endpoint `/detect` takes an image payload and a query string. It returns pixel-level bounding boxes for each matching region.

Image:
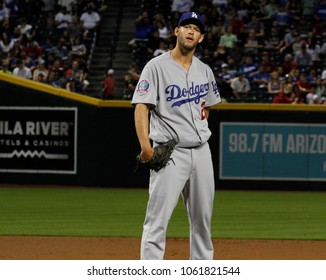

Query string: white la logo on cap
[191,12,198,19]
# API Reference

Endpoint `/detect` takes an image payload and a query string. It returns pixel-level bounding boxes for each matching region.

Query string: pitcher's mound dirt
[1,236,326,260]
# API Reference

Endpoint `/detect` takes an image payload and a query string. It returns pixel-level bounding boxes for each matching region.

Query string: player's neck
[170,48,193,71]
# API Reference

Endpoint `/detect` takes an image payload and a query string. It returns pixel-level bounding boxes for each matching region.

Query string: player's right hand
[140,148,154,163]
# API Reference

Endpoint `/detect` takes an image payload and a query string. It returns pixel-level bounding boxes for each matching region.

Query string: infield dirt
[1,236,326,260]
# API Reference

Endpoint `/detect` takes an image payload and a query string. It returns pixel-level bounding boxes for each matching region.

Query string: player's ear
[198,34,204,43]
[174,27,179,36]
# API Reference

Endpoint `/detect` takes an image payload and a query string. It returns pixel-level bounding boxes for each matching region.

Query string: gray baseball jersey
[131,51,221,148]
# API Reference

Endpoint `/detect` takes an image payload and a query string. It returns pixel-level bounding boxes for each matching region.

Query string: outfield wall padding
[1,73,326,190]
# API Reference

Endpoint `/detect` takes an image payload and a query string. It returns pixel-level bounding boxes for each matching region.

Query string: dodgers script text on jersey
[165,81,219,107]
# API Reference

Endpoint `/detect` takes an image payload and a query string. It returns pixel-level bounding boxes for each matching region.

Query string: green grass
[0,186,326,240]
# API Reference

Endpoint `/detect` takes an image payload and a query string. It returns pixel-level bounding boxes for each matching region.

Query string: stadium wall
[1,73,325,190]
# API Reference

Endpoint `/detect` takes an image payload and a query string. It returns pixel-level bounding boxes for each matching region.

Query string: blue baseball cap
[178,12,205,33]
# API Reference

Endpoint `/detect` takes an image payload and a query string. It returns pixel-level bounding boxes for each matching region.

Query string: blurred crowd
[0,0,107,93]
[126,0,326,104]
[1,0,325,104]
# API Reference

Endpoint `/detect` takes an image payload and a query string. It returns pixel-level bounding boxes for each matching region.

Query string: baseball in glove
[136,139,176,172]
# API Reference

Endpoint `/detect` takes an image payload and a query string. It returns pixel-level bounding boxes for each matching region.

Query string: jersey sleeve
[131,64,157,106]
[205,65,221,107]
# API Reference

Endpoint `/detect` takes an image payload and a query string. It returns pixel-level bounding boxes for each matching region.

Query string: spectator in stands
[0,58,11,74]
[291,33,305,53]
[0,31,17,58]
[62,30,73,48]
[302,1,319,20]
[233,0,250,21]
[122,64,140,100]
[42,37,56,55]
[201,47,215,66]
[12,58,32,79]
[295,72,311,94]
[290,83,304,103]
[272,90,292,104]
[48,58,62,73]
[46,70,59,87]
[101,68,115,100]
[69,37,87,63]
[322,69,326,81]
[305,85,320,104]
[213,43,227,65]
[282,53,297,75]
[35,73,48,84]
[314,0,326,23]
[315,76,326,98]
[42,11,56,37]
[65,76,76,92]
[315,18,326,39]
[297,17,313,38]
[276,65,286,82]
[225,56,238,75]
[267,70,282,95]
[52,37,69,59]
[307,37,321,62]
[168,11,182,32]
[41,0,56,14]
[219,25,238,52]
[24,39,43,61]
[68,15,83,41]
[9,25,21,41]
[153,12,166,28]
[220,63,234,84]
[156,20,172,43]
[58,68,73,88]
[291,68,301,83]
[90,0,108,13]
[294,42,313,66]
[57,0,76,12]
[33,58,49,81]
[6,0,25,23]
[215,72,233,101]
[18,49,36,73]
[285,0,301,18]
[129,11,154,46]
[228,8,245,38]
[245,14,265,41]
[230,70,251,99]
[0,0,9,26]
[259,51,276,74]
[71,58,87,83]
[306,68,318,86]
[1,17,10,35]
[243,28,263,55]
[241,55,259,83]
[146,30,161,58]
[282,73,295,95]
[252,64,270,91]
[170,0,194,13]
[272,4,299,28]
[259,0,279,22]
[16,17,34,40]
[55,6,73,35]
[210,12,225,38]
[80,3,101,39]
[153,40,168,57]
[264,26,285,52]
[202,31,217,54]
[212,0,228,13]
[281,25,298,53]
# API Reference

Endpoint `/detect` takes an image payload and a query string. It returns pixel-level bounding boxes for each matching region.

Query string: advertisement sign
[0,107,77,174]
[220,122,326,181]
